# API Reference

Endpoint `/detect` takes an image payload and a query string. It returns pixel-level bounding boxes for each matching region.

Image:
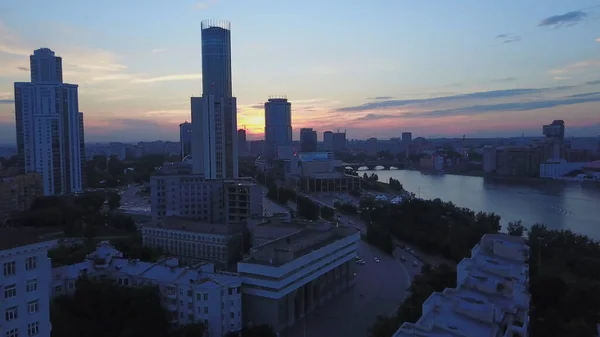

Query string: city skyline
[1,0,600,143]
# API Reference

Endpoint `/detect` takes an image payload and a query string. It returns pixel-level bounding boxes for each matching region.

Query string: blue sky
[0,0,599,142]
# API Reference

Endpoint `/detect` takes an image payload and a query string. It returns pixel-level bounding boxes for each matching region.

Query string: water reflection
[360,169,600,240]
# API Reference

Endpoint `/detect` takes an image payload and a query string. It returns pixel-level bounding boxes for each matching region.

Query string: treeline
[85,154,176,187]
[528,225,600,336]
[9,192,136,237]
[363,197,501,262]
[368,264,457,337]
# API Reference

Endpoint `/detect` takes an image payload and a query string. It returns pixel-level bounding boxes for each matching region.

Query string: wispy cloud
[249,104,263,109]
[538,10,588,28]
[353,92,600,121]
[553,76,570,81]
[490,77,517,83]
[550,59,600,75]
[586,80,600,85]
[596,37,600,42]
[17,66,28,71]
[151,48,167,53]
[195,0,219,10]
[367,96,394,100]
[336,87,573,113]
[130,74,202,83]
[496,34,521,44]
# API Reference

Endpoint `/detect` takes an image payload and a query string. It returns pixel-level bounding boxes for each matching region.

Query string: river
[359,169,600,240]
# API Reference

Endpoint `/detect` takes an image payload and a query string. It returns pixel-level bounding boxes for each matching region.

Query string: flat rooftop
[146,217,231,235]
[244,226,357,266]
[0,227,63,251]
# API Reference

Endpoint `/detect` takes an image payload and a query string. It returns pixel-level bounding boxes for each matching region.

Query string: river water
[360,169,600,240]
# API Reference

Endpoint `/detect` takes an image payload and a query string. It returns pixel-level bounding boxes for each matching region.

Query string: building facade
[237,226,360,334]
[0,172,43,225]
[180,122,193,159]
[52,242,243,337]
[0,231,56,337]
[264,98,292,160]
[14,48,84,195]
[299,128,317,153]
[323,131,333,151]
[192,20,238,179]
[393,234,530,337]
[332,132,346,152]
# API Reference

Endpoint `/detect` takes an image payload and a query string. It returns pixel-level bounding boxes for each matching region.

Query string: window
[196,293,201,301]
[5,328,18,337]
[229,300,233,306]
[53,286,62,294]
[28,321,39,336]
[5,306,18,321]
[28,300,39,314]
[25,257,37,270]
[4,284,16,298]
[228,288,233,295]
[230,312,234,319]
[203,293,208,301]
[230,324,235,331]
[187,290,193,297]
[27,279,38,292]
[204,319,208,327]
[68,282,74,290]
[3,261,16,276]
[204,307,208,314]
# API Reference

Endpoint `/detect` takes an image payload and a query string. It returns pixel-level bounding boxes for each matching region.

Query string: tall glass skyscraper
[264,97,292,159]
[192,20,238,179]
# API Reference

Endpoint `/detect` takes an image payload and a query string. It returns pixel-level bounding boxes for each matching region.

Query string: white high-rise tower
[14,48,84,195]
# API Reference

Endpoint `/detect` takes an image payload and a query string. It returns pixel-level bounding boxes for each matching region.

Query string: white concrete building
[393,234,530,337]
[14,48,84,195]
[52,242,243,337]
[0,229,58,337]
[237,225,360,334]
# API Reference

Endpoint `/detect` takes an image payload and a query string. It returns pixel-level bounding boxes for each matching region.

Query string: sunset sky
[0,0,599,143]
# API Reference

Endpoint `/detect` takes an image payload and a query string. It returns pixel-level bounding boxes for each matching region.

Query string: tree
[51,277,171,337]
[170,323,206,337]
[366,224,394,255]
[296,196,319,220]
[321,206,335,220]
[107,192,121,211]
[226,325,277,337]
[506,220,526,237]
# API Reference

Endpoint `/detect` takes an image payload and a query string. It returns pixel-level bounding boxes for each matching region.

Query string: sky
[0,0,600,143]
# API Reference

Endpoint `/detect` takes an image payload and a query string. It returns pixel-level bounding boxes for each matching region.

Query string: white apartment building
[14,48,84,196]
[0,229,57,337]
[393,234,530,337]
[237,225,360,334]
[52,242,242,337]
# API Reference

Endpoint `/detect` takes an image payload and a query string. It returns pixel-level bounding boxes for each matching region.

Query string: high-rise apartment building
[14,48,84,195]
[264,97,292,159]
[237,129,247,156]
[323,131,333,151]
[192,20,238,179]
[332,131,347,152]
[300,128,317,153]
[179,122,192,159]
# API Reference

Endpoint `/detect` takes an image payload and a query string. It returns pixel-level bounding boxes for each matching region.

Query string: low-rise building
[0,171,43,225]
[52,242,243,337]
[237,225,360,334]
[289,152,361,192]
[142,217,247,266]
[392,234,530,337]
[0,228,59,337]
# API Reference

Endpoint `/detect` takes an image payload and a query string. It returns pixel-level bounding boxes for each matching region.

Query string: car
[356,260,365,265]
[400,256,406,262]
[413,261,419,267]
[374,257,380,263]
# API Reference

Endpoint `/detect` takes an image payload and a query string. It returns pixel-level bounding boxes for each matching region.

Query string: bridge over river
[342,161,405,170]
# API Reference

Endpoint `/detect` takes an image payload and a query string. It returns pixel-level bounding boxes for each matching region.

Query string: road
[285,197,423,337]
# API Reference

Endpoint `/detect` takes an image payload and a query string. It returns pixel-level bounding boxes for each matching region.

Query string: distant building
[332,132,347,152]
[392,234,530,337]
[238,225,360,335]
[0,171,43,225]
[1,228,59,337]
[52,241,243,337]
[290,152,360,192]
[179,122,193,159]
[482,145,497,173]
[248,140,264,156]
[323,131,333,151]
[402,132,412,157]
[14,48,84,195]
[299,128,318,153]
[264,98,292,160]
[366,137,378,157]
[237,129,247,156]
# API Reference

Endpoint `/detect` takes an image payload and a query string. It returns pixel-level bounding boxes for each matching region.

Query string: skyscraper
[237,129,247,156]
[323,131,333,151]
[300,128,318,153]
[179,121,192,159]
[192,20,238,179]
[14,48,84,195]
[264,97,292,159]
